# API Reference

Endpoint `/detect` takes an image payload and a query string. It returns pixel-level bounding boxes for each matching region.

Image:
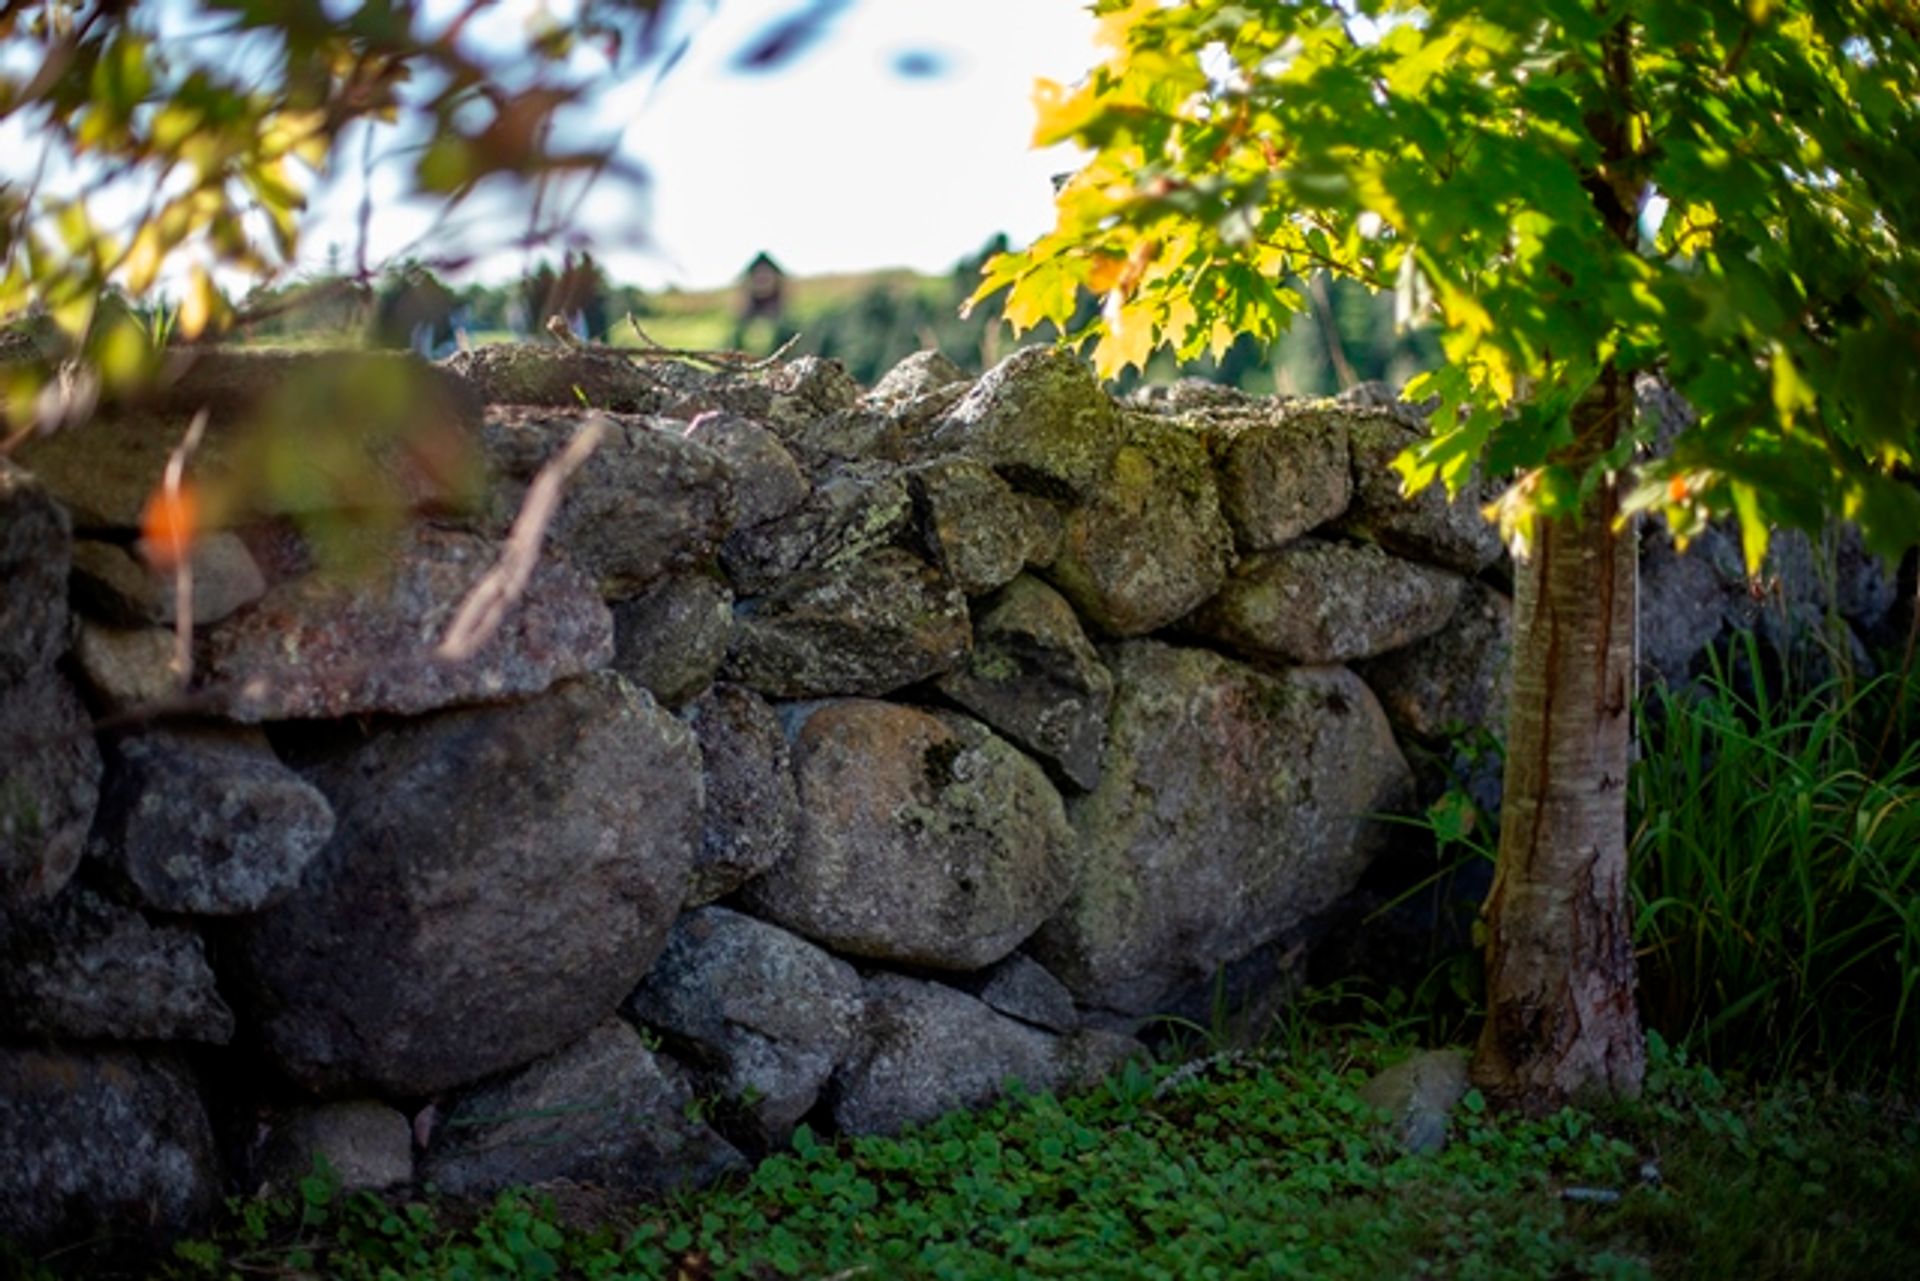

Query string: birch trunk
[1472,369,1645,1111]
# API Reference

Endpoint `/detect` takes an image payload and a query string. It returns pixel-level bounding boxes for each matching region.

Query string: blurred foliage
[0,2,686,369]
[983,0,1920,566]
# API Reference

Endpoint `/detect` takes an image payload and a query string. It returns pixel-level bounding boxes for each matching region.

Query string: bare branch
[622,314,802,370]
[160,409,209,684]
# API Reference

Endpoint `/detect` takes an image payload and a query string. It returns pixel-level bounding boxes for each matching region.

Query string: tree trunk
[1472,368,1644,1111]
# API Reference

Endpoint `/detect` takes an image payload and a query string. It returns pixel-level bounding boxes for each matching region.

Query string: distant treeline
[238,236,1437,396]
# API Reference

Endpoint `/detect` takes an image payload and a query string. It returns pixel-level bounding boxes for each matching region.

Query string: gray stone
[1356,582,1511,740]
[1,459,70,684]
[421,1019,743,1198]
[70,620,178,714]
[444,344,671,413]
[202,524,612,721]
[1358,1048,1470,1155]
[1766,524,1899,637]
[926,347,1122,501]
[1,671,102,906]
[0,883,234,1043]
[478,407,734,599]
[683,412,810,529]
[1014,493,1066,569]
[0,1049,220,1246]
[1029,642,1412,1015]
[231,673,701,1096]
[640,361,779,425]
[935,576,1113,792]
[830,974,1140,1136]
[1638,524,1741,684]
[1045,414,1232,636]
[254,1100,413,1194]
[87,726,335,916]
[723,549,971,699]
[961,953,1081,1034]
[907,456,1058,596]
[776,406,913,470]
[69,533,265,628]
[768,355,863,417]
[1190,539,1464,665]
[720,465,914,597]
[626,907,863,1146]
[887,382,974,443]
[740,700,1076,971]
[1206,405,1352,550]
[681,684,797,904]
[14,349,483,528]
[610,572,733,708]
[1128,378,1252,414]
[869,349,967,404]
[1339,415,1503,573]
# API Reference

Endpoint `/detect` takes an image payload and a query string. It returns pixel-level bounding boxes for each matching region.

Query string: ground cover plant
[14,1033,1905,1281]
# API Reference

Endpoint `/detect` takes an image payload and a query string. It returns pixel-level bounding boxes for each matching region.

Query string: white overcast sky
[294,0,1102,289]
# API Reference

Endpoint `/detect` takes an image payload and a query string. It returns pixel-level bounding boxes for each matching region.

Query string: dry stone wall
[0,342,1893,1248]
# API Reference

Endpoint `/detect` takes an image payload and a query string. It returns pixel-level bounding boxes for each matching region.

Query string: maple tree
[980,0,1920,1108]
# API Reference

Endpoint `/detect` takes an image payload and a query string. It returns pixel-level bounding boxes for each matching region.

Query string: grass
[1630,635,1920,1086]
[1371,631,1920,1089]
[14,1034,1912,1281]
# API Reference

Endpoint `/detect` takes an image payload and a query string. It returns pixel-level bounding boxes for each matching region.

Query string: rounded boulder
[230,672,702,1097]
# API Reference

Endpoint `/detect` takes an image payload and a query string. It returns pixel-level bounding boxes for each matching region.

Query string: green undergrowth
[22,1035,1911,1281]
[1630,639,1920,1085]
[1374,633,1920,1087]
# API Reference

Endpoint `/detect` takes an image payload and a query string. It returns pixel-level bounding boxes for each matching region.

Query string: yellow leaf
[1094,0,1154,52]
[1093,297,1157,379]
[1769,342,1814,427]
[1032,77,1100,148]
[124,224,165,295]
[51,293,96,342]
[179,266,216,339]
[1730,481,1770,576]
[1001,257,1083,335]
[1163,295,1198,348]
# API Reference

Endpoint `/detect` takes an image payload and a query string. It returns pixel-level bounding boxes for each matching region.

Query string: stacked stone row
[0,341,1528,1247]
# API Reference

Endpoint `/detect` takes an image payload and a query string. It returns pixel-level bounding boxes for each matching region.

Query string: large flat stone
[13,349,483,529]
[201,524,612,721]
[1189,539,1464,665]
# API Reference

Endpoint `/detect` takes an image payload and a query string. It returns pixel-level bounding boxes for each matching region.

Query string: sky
[297,0,1104,290]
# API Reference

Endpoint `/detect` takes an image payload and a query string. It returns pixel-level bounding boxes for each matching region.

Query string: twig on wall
[436,413,608,663]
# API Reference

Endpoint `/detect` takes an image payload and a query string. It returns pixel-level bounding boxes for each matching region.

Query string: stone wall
[0,343,1893,1247]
